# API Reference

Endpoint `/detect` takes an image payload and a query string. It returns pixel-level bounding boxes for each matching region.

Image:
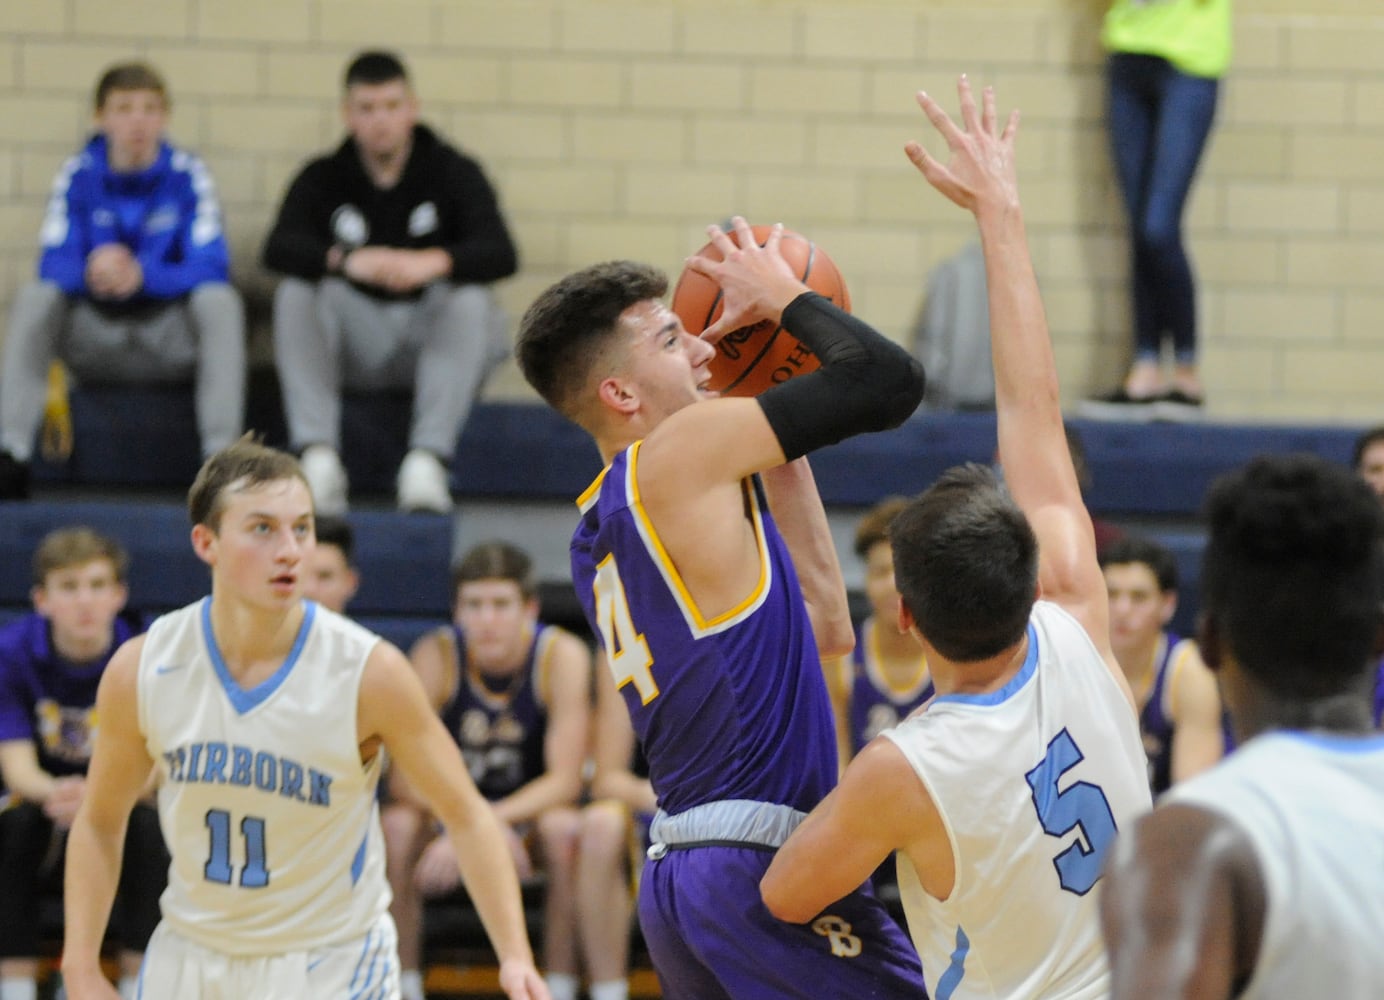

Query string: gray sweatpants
[272,278,508,459]
[0,280,246,461]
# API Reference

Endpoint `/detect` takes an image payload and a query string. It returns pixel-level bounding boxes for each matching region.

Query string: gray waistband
[649,799,807,850]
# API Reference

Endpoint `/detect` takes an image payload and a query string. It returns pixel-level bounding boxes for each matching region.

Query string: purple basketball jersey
[571,443,839,816]
[846,618,934,757]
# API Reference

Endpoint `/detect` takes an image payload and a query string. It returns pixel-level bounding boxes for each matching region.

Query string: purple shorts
[639,844,926,999]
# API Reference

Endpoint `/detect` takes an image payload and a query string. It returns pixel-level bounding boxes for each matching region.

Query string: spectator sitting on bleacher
[0,62,245,501]
[382,541,590,1000]
[1100,534,1227,795]
[261,49,517,517]
[301,514,360,615]
[540,651,656,1000]
[0,527,166,1000]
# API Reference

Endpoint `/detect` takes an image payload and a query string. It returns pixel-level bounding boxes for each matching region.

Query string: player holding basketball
[761,78,1151,998]
[59,439,547,1000]
[516,223,928,990]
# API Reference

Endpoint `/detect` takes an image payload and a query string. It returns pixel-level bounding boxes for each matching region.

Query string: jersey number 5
[593,555,658,704]
[1025,728,1116,895]
[204,809,269,888]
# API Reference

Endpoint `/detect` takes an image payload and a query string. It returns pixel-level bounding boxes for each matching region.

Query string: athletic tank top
[571,442,838,816]
[846,616,933,756]
[436,623,556,801]
[1168,730,1384,998]
[138,599,387,954]
[885,601,1151,999]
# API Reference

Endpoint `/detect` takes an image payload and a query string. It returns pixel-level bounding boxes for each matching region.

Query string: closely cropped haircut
[94,62,169,110]
[1202,453,1384,699]
[1351,424,1384,471]
[452,541,537,605]
[32,527,129,587]
[517,261,669,420]
[187,435,305,531]
[889,464,1039,662]
[854,496,911,560]
[1099,535,1179,594]
[313,515,355,564]
[344,51,409,89]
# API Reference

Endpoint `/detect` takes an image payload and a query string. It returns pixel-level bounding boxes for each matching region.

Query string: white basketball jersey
[884,601,1151,1000]
[138,599,388,955]
[1167,730,1384,999]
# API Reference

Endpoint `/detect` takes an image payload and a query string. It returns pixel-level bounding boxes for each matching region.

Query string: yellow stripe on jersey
[626,440,769,634]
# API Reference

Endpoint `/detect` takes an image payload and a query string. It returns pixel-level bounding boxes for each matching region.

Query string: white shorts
[136,912,400,999]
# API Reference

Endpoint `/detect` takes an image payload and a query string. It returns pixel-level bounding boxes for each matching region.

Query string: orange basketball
[671,225,851,397]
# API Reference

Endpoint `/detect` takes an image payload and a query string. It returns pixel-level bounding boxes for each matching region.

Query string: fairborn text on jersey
[161,741,333,806]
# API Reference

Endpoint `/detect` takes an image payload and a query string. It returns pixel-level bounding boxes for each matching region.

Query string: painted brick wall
[1,0,1380,420]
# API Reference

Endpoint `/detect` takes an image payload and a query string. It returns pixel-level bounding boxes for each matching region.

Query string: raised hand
[683,216,807,345]
[905,75,1021,217]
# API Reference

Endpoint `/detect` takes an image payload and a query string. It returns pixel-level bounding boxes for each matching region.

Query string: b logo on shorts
[812,915,862,958]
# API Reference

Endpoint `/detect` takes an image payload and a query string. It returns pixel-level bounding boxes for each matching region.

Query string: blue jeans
[1107,52,1219,365]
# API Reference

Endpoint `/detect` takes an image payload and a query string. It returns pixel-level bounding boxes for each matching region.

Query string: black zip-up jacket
[262,124,517,295]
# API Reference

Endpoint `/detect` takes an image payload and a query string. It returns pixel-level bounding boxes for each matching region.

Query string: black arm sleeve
[756,292,926,461]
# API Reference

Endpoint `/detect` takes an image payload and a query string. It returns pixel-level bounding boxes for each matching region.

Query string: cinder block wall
[1,0,1381,421]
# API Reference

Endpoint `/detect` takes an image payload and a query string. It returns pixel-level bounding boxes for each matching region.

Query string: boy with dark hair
[763,79,1150,999]
[0,62,245,499]
[1101,454,1384,997]
[301,514,359,614]
[1100,534,1225,793]
[0,527,162,1000]
[263,48,517,516]
[383,541,590,1000]
[517,190,927,997]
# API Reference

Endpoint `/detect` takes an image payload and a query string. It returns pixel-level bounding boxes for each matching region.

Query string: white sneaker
[300,445,348,516]
[397,449,454,514]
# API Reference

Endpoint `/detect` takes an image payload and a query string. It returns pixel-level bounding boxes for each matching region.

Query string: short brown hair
[451,541,536,605]
[517,260,668,421]
[94,62,169,110]
[853,496,911,560]
[32,527,129,587]
[188,435,305,531]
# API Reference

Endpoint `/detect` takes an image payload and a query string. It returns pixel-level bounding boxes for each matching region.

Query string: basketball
[671,225,851,397]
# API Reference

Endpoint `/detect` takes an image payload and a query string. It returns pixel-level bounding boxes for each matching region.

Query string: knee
[381,803,425,869]
[1133,216,1182,259]
[535,807,584,870]
[579,802,629,865]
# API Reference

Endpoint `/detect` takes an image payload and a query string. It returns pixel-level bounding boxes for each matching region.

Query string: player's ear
[597,375,638,415]
[1196,613,1222,673]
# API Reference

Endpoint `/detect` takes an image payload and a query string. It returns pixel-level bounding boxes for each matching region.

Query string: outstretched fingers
[914,90,963,148]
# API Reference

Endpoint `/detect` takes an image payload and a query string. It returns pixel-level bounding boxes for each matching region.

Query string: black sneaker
[1075,387,1161,422]
[0,450,30,500]
[1153,389,1205,422]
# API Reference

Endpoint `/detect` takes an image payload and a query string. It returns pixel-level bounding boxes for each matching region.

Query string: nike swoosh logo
[155,663,186,675]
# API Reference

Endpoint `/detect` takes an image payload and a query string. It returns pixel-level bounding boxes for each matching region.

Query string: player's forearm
[491,771,581,827]
[592,771,657,814]
[761,458,853,658]
[445,811,537,967]
[60,810,127,975]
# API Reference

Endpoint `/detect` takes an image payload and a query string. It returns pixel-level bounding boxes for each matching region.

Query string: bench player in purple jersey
[0,528,164,1000]
[515,217,928,993]
[1100,535,1226,795]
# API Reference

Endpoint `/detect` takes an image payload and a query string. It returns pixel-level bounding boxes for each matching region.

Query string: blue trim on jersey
[934,925,971,1000]
[1276,730,1384,755]
[349,925,385,999]
[202,598,316,715]
[932,622,1039,707]
[351,826,369,885]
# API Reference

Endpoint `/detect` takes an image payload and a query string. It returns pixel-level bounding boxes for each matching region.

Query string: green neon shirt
[1102,0,1232,79]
